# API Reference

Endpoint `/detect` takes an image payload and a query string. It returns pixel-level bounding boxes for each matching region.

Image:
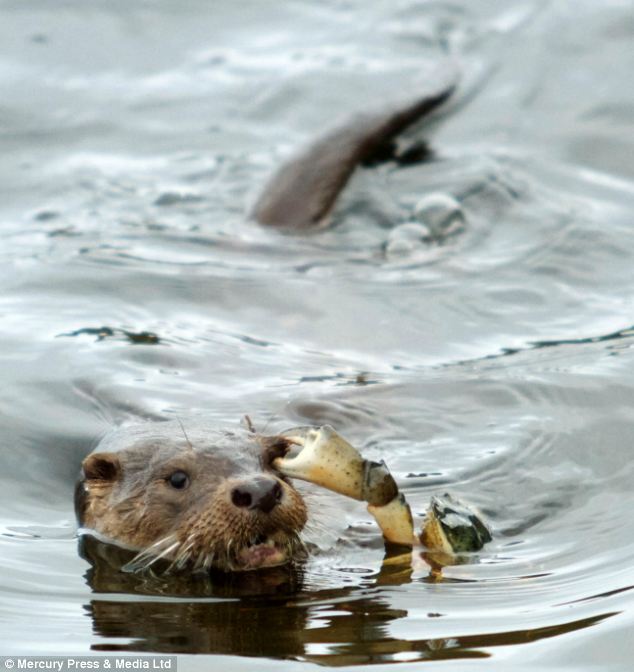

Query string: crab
[272,425,491,569]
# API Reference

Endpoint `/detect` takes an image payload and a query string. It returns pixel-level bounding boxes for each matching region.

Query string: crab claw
[367,493,416,547]
[273,425,416,546]
[273,425,396,503]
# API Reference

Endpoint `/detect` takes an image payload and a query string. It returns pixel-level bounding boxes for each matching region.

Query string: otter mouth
[233,531,302,571]
[236,534,288,570]
[119,529,303,575]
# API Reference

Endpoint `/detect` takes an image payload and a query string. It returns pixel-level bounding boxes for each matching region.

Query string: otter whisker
[303,514,341,538]
[135,541,180,572]
[242,415,256,434]
[166,539,195,572]
[283,532,306,560]
[190,546,215,573]
[151,540,181,561]
[187,543,211,572]
[122,534,180,574]
[293,532,308,554]
[168,549,193,573]
[162,532,201,572]
[123,535,173,563]
[176,416,194,452]
[176,552,192,569]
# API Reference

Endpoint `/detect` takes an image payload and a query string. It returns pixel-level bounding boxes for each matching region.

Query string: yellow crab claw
[274,425,416,545]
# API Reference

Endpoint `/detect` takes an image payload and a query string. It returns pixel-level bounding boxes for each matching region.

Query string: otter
[76,73,457,573]
[251,77,455,229]
[76,421,307,572]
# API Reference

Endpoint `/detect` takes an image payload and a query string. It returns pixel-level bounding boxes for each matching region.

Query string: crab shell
[420,493,492,568]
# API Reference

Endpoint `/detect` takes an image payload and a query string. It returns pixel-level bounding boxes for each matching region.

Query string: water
[2,0,634,668]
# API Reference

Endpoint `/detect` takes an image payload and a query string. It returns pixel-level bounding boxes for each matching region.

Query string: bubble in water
[384,193,466,260]
[413,192,465,238]
[385,222,431,258]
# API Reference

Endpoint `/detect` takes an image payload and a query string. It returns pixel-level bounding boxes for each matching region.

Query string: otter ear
[82,452,120,481]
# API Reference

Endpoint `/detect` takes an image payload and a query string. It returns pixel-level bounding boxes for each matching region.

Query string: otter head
[75,424,307,573]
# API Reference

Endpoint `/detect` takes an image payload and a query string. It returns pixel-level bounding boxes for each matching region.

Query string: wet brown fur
[77,424,307,572]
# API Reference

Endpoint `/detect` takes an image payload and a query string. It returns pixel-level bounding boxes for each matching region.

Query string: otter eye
[168,471,189,490]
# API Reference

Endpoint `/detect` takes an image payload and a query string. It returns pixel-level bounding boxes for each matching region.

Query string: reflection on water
[2,0,634,669]
[86,593,615,665]
[81,538,618,664]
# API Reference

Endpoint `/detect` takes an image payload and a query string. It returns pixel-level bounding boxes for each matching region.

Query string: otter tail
[251,68,458,230]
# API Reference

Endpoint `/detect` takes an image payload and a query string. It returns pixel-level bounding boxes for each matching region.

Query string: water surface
[2,0,634,669]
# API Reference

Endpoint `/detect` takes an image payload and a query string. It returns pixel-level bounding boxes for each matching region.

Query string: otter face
[76,426,307,573]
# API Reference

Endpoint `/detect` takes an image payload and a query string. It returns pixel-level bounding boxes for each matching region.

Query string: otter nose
[231,476,283,514]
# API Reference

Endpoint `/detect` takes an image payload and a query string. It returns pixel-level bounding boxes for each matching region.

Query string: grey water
[2,0,634,669]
